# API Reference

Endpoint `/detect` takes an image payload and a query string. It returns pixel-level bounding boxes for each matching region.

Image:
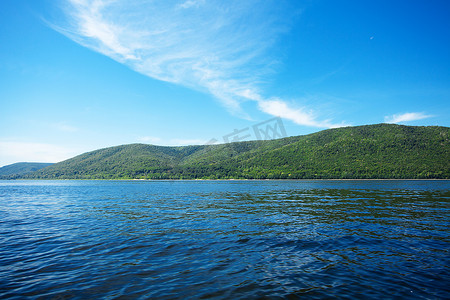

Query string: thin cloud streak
[55,0,343,128]
[0,141,79,166]
[384,112,433,124]
[258,98,347,128]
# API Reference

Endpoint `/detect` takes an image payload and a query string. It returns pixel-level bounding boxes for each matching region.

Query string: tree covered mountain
[20,124,450,180]
[0,162,53,178]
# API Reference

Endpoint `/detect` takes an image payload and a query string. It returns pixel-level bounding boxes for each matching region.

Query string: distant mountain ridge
[18,124,450,180]
[0,162,53,178]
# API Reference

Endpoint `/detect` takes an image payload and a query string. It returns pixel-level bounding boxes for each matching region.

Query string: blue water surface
[0,180,449,299]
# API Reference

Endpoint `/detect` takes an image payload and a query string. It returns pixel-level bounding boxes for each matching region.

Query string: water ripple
[0,180,449,299]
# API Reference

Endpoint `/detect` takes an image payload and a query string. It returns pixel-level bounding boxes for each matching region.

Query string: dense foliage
[20,124,450,180]
[0,162,53,179]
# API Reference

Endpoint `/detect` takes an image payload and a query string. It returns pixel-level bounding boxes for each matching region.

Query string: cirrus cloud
[53,0,343,128]
[384,112,433,124]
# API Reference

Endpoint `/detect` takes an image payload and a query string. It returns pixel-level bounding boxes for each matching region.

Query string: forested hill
[22,124,449,180]
[0,162,53,178]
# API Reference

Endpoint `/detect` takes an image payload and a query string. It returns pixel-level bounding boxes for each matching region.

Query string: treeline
[0,162,53,179]
[19,124,450,180]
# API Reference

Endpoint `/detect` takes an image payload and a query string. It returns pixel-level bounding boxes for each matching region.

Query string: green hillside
[22,124,450,180]
[0,162,53,178]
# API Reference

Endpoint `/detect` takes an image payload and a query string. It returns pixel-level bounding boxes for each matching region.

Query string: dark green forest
[13,124,450,180]
[0,162,53,178]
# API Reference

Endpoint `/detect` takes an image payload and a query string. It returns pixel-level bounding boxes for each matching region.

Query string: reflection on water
[0,180,449,299]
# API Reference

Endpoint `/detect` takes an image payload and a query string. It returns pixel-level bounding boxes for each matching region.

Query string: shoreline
[2,178,449,181]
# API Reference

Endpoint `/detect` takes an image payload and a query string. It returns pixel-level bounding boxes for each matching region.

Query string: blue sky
[1,0,449,166]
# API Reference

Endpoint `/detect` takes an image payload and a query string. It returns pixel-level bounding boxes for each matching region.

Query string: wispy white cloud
[54,0,341,128]
[257,98,346,128]
[0,141,79,166]
[384,112,433,124]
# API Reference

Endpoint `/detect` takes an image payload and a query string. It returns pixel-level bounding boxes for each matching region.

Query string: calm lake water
[0,180,449,299]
